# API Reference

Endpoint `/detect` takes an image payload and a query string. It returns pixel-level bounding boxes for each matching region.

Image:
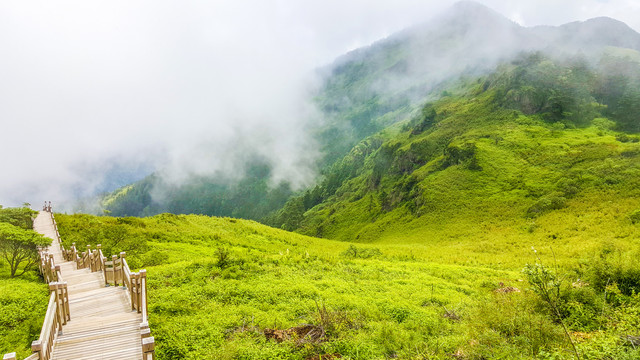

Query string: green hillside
[268,53,640,247]
[53,206,640,359]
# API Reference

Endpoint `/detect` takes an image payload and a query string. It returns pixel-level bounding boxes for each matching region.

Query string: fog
[0,0,639,209]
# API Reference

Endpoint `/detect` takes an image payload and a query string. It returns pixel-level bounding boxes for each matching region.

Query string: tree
[614,87,640,132]
[0,207,37,230]
[0,223,50,277]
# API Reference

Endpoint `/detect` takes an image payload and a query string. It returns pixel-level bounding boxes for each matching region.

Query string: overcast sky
[1,0,639,209]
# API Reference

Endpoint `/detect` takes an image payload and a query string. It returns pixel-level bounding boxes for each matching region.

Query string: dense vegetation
[54,207,640,359]
[0,207,49,358]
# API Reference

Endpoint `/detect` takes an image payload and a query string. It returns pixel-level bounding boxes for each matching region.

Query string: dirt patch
[264,324,326,344]
[442,307,461,321]
[495,286,521,294]
[305,354,342,360]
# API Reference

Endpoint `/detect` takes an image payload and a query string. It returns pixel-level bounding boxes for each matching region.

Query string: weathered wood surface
[33,212,143,360]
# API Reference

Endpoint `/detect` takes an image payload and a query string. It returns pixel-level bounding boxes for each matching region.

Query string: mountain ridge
[97,2,640,222]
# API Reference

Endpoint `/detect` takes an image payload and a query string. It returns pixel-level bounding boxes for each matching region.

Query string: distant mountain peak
[436,0,520,32]
[555,15,640,52]
[448,1,512,19]
[451,0,494,12]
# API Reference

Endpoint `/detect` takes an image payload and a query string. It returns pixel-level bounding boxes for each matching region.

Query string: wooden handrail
[30,290,60,360]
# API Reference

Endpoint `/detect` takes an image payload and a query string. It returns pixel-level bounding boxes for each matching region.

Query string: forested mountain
[99,1,640,222]
[266,52,640,239]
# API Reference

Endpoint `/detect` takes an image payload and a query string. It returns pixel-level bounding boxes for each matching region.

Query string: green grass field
[51,211,640,359]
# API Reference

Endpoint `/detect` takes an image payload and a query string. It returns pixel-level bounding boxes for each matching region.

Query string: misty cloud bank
[0,1,327,208]
[1,0,639,209]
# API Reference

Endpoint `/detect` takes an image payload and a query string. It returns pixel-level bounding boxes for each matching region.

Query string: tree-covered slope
[267,53,640,244]
[101,161,294,219]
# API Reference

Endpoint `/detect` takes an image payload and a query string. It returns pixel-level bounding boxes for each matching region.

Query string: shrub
[341,245,382,259]
[523,258,581,359]
[587,247,640,296]
[629,209,640,224]
[526,192,566,218]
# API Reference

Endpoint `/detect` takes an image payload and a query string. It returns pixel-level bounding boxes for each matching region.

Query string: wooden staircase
[3,205,155,360]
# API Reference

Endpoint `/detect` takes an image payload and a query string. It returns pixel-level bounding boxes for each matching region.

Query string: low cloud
[0,0,637,209]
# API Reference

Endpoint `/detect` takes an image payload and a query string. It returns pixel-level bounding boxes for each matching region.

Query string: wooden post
[48,254,54,281]
[51,282,70,325]
[112,255,118,286]
[49,282,64,329]
[142,337,155,360]
[101,245,108,286]
[96,244,102,271]
[62,282,70,323]
[2,353,17,360]
[94,250,100,271]
[120,252,126,288]
[31,341,42,360]
[89,249,95,272]
[131,272,139,311]
[72,243,77,266]
[54,265,61,282]
[139,269,147,317]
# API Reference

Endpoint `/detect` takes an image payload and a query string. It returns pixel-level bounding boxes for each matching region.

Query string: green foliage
[629,209,640,224]
[586,245,640,296]
[442,141,481,170]
[0,279,49,358]
[0,223,50,278]
[265,53,640,246]
[0,207,37,230]
[0,208,49,358]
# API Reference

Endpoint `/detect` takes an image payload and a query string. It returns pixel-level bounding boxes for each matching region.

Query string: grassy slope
[56,213,518,359]
[56,210,640,359]
[296,84,640,272]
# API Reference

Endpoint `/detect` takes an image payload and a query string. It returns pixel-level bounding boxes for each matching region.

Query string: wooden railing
[54,213,155,359]
[3,205,155,360]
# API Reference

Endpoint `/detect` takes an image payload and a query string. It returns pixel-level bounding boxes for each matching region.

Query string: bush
[142,250,169,267]
[526,192,566,218]
[587,247,640,296]
[341,245,382,259]
[442,142,482,170]
[629,209,640,224]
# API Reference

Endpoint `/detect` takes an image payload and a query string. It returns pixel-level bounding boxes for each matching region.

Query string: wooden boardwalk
[30,211,146,360]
